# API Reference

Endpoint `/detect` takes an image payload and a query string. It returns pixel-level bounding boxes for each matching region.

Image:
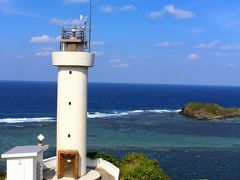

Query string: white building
[1,145,48,180]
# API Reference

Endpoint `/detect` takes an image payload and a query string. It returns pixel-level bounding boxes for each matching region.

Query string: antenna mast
[88,0,92,52]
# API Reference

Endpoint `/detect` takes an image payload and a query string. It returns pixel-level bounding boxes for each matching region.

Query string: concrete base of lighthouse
[43,156,118,180]
[43,169,101,180]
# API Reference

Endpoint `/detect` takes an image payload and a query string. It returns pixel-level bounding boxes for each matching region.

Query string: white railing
[98,158,120,180]
[43,156,56,169]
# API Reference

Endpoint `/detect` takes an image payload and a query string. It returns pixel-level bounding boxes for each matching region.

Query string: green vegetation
[187,102,238,114]
[0,171,6,180]
[87,152,169,180]
[87,152,120,166]
[120,153,168,180]
[180,102,240,120]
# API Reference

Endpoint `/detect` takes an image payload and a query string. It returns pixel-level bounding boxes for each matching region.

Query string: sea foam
[87,109,181,119]
[0,109,181,123]
[0,117,55,124]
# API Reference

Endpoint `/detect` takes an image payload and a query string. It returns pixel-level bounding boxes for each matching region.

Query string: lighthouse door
[57,150,79,179]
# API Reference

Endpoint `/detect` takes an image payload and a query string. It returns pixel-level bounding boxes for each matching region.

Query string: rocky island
[180,102,240,120]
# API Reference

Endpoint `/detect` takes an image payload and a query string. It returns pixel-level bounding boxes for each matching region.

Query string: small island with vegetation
[180,102,240,120]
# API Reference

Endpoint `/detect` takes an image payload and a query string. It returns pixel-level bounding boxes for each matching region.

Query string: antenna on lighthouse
[88,0,92,52]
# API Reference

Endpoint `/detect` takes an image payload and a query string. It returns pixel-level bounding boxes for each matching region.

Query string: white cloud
[35,48,55,57]
[100,4,136,13]
[91,41,106,46]
[149,11,164,19]
[15,54,26,59]
[120,5,136,12]
[50,18,82,26]
[93,52,104,57]
[215,53,228,58]
[109,58,129,68]
[188,53,201,60]
[113,63,129,68]
[155,41,184,47]
[0,52,26,60]
[149,4,195,19]
[196,40,219,49]
[36,51,51,57]
[226,63,235,67]
[100,5,114,13]
[222,44,240,50]
[30,35,60,43]
[65,0,89,4]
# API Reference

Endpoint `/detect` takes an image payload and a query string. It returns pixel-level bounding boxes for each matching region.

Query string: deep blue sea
[1,81,240,180]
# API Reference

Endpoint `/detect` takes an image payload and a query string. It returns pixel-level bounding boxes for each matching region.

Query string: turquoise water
[1,113,240,179]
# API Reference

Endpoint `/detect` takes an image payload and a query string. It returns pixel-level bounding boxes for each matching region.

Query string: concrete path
[90,167,115,180]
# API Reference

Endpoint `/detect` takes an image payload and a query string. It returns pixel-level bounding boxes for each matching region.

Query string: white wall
[7,158,34,180]
[98,158,120,180]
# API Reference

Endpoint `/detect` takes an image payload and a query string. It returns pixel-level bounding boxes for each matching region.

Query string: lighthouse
[1,10,119,180]
[52,19,94,178]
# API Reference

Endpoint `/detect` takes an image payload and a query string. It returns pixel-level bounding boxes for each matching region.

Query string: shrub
[120,153,169,180]
[87,152,120,166]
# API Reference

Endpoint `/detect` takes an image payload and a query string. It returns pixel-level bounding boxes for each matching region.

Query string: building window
[69,102,71,105]
[69,71,72,74]
[68,134,71,138]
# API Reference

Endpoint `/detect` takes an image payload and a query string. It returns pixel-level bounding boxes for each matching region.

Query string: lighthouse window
[69,102,71,105]
[68,134,71,138]
[69,71,72,74]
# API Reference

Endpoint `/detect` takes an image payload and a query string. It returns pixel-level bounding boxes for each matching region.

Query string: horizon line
[0,80,240,88]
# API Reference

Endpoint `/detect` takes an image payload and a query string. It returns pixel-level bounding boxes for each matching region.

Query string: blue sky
[1,0,240,85]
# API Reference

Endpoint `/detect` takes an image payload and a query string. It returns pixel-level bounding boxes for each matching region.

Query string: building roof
[1,145,48,158]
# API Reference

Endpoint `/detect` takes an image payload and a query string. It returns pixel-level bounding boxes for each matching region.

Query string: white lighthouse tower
[52,18,94,178]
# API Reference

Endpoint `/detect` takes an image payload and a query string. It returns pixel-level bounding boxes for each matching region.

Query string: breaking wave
[87,109,181,119]
[0,117,55,124]
[0,109,181,123]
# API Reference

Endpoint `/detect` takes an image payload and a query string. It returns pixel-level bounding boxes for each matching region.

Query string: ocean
[0,81,240,180]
